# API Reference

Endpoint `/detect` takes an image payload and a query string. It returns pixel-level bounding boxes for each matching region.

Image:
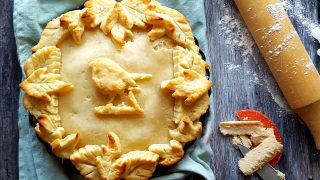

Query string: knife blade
[238,145,281,180]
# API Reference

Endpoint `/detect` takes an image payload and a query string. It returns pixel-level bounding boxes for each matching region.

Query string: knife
[238,145,281,180]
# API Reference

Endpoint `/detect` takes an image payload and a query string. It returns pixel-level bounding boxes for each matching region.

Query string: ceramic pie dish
[19,0,212,179]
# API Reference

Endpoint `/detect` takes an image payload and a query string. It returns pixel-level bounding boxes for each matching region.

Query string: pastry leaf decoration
[146,11,194,50]
[123,0,197,50]
[70,144,107,179]
[169,116,202,143]
[104,131,122,158]
[173,46,209,77]
[100,2,133,46]
[32,17,69,52]
[34,114,65,144]
[148,140,184,166]
[71,132,123,180]
[83,0,147,46]
[76,0,196,49]
[170,46,209,144]
[60,10,85,44]
[161,69,212,105]
[34,115,77,159]
[19,68,73,101]
[71,132,159,180]
[82,0,117,28]
[23,94,61,126]
[33,0,197,50]
[23,46,61,77]
[51,132,80,159]
[96,157,125,180]
[121,151,159,180]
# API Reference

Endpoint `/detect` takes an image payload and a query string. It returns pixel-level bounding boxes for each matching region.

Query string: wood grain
[205,0,320,179]
[1,0,320,179]
[0,0,21,179]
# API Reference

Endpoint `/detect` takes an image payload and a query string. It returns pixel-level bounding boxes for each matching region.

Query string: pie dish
[19,0,212,179]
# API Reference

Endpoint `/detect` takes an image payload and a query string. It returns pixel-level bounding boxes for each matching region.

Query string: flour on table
[281,0,320,34]
[218,13,255,60]
[250,73,261,85]
[281,0,320,57]
[225,63,241,71]
[218,1,293,112]
[263,75,291,112]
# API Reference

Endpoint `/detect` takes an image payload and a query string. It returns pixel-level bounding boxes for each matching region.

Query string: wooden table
[0,0,319,179]
[206,0,320,179]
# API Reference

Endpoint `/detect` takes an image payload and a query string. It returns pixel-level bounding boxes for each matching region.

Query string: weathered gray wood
[0,0,21,179]
[205,0,320,179]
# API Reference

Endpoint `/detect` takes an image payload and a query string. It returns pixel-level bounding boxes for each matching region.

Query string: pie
[19,0,212,179]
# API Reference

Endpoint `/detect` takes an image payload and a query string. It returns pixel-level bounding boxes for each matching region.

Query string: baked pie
[19,0,212,179]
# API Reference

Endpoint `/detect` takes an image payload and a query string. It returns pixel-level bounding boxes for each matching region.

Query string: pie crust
[19,0,212,179]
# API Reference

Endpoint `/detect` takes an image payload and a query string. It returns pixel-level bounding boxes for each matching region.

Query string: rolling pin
[234,0,320,149]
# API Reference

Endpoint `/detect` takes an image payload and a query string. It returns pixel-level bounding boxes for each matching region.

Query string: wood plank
[205,0,320,179]
[0,0,21,179]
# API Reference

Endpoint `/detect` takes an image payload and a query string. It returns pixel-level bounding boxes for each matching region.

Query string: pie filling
[58,29,175,153]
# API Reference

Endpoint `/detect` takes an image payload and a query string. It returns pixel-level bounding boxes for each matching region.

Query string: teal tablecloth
[13,0,215,179]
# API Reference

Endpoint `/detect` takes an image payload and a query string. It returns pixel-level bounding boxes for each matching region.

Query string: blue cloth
[13,0,214,179]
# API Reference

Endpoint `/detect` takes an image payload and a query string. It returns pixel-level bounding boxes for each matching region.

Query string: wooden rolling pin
[234,0,320,149]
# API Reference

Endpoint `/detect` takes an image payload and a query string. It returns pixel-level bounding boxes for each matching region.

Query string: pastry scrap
[20,0,211,179]
[276,170,286,180]
[236,109,283,166]
[219,120,284,177]
[220,121,270,137]
[238,136,282,175]
[232,136,252,149]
